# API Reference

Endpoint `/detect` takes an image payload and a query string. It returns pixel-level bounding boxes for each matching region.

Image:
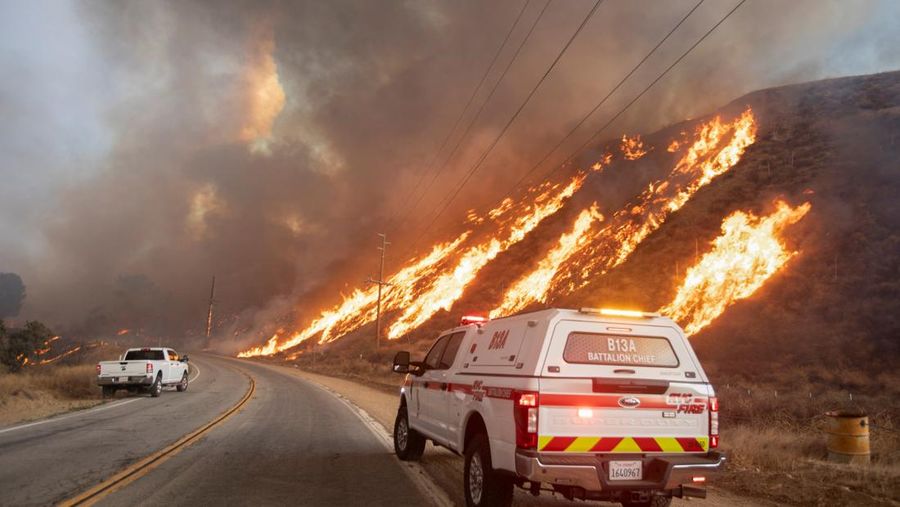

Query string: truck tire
[176,372,189,392]
[622,494,672,507]
[149,373,163,397]
[102,386,116,399]
[464,433,513,507]
[394,406,426,461]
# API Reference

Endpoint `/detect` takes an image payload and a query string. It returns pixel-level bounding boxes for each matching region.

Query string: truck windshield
[563,333,679,367]
[124,349,165,361]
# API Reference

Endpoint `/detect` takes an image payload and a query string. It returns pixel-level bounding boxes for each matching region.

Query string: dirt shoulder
[266,362,773,507]
[0,364,105,427]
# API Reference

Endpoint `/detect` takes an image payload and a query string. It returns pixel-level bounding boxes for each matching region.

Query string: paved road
[0,355,432,507]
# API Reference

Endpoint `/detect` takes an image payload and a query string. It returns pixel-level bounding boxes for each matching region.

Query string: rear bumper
[97,375,153,386]
[515,449,726,493]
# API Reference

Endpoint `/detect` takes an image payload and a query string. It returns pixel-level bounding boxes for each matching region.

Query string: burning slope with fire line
[661,200,811,336]
[237,106,807,357]
[238,175,585,357]
[494,108,757,317]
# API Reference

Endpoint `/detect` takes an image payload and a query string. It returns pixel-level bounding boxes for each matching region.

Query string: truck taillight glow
[95,364,101,375]
[709,396,719,448]
[146,362,153,374]
[513,391,539,449]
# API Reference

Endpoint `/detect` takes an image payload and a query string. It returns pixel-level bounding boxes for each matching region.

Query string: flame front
[491,203,603,318]
[621,135,648,160]
[488,109,757,318]
[661,200,811,335]
[386,174,586,339]
[550,108,757,296]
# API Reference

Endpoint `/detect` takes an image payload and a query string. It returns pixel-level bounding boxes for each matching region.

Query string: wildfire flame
[38,345,83,365]
[238,174,585,356]
[661,200,811,335]
[116,329,130,336]
[491,109,757,318]
[386,174,585,338]
[491,203,604,318]
[667,140,681,152]
[621,134,648,160]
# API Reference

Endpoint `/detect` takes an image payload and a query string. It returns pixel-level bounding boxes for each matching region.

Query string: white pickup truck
[96,347,190,398]
[391,308,724,507]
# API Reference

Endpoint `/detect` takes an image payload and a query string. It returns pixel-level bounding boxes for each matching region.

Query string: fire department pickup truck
[391,308,724,507]
[96,347,190,398]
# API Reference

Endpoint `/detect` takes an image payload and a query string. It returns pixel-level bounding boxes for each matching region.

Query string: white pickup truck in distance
[97,347,190,398]
[391,308,724,507]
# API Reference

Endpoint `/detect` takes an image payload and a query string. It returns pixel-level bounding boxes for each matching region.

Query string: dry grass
[717,376,900,506]
[0,364,102,426]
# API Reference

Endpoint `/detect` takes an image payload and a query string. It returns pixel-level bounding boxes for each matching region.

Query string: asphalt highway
[0,355,432,506]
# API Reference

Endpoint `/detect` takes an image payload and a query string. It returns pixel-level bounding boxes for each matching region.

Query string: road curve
[94,356,432,506]
[0,355,245,506]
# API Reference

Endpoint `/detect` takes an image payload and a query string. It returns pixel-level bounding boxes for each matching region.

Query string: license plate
[609,460,642,481]
[118,377,127,383]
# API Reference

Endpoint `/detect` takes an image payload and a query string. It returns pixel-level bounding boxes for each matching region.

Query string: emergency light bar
[460,315,489,326]
[580,307,660,319]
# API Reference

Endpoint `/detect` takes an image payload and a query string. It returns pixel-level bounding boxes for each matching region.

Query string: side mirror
[392,351,410,374]
[181,355,190,362]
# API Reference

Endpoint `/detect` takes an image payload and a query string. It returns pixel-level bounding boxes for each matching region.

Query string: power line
[386,0,533,227]
[395,0,552,231]
[416,0,605,234]
[510,0,705,191]
[533,0,747,186]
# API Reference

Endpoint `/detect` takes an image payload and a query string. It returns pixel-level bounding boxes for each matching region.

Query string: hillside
[238,70,900,383]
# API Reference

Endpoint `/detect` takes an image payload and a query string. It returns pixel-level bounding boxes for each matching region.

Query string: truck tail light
[709,396,719,449]
[146,362,154,374]
[96,364,101,375]
[513,391,539,449]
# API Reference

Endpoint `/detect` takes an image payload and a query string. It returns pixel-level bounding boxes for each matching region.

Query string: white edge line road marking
[0,362,202,436]
[0,398,142,435]
[189,363,201,383]
[308,381,454,507]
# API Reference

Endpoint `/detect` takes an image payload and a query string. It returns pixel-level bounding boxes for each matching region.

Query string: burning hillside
[239,70,900,371]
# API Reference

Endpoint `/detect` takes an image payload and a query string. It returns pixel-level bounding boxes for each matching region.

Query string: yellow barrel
[825,411,870,464]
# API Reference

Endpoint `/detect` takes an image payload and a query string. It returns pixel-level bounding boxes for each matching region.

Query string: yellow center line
[59,367,256,506]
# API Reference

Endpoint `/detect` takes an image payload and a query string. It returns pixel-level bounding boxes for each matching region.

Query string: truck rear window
[563,333,678,367]
[124,350,165,361]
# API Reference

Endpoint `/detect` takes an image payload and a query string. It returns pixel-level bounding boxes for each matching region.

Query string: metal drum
[825,411,870,464]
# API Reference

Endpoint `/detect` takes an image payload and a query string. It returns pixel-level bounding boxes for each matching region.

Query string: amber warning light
[460,315,489,326]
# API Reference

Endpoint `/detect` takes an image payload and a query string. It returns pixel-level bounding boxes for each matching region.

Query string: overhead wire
[509,0,705,190]
[414,0,605,234]
[395,0,553,231]
[531,0,748,185]
[386,0,533,228]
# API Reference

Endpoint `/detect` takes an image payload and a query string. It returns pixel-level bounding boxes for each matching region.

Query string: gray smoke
[1,0,898,338]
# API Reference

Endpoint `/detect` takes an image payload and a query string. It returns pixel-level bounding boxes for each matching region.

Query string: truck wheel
[149,374,163,397]
[622,494,672,507]
[176,372,189,392]
[394,406,425,461]
[102,386,115,399]
[464,433,513,507]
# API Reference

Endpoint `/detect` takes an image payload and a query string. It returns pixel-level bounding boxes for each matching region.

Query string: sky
[1,0,898,334]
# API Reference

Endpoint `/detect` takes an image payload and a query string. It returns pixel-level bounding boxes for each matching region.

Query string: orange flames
[667,140,681,152]
[387,174,585,338]
[238,174,585,356]
[621,135,648,160]
[116,329,130,336]
[37,345,82,365]
[661,200,811,335]
[491,203,603,318]
[238,108,795,356]
[490,109,757,318]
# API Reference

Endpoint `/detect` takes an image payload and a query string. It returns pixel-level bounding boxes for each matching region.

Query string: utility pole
[205,275,216,339]
[366,234,392,350]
